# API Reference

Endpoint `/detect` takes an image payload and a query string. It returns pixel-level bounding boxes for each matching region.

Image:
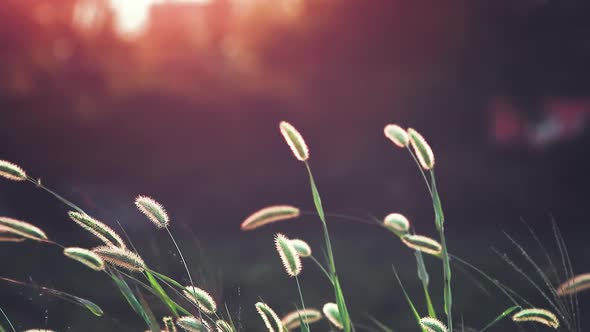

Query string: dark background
[0,0,589,331]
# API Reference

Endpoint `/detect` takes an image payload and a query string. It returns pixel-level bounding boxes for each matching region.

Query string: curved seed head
[68,211,126,248]
[176,316,210,332]
[512,308,559,329]
[407,128,435,170]
[384,124,409,148]
[241,205,300,231]
[64,247,105,271]
[163,316,177,332]
[0,216,47,241]
[279,121,309,161]
[215,320,234,332]
[0,160,27,181]
[93,246,146,272]
[557,273,590,296]
[383,213,410,236]
[275,233,302,277]
[420,317,448,332]
[135,195,169,228]
[401,234,442,256]
[22,330,55,332]
[183,286,217,314]
[290,239,312,257]
[255,302,283,332]
[281,308,322,330]
[322,302,343,330]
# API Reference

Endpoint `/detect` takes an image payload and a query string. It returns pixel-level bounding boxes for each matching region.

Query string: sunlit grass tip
[163,316,177,332]
[556,273,590,296]
[275,233,302,277]
[63,247,105,271]
[215,320,234,332]
[183,285,217,314]
[255,302,283,332]
[383,213,410,236]
[92,245,146,272]
[176,316,209,332]
[22,330,55,332]
[281,308,322,330]
[322,302,344,330]
[407,128,435,170]
[512,308,559,329]
[290,238,312,257]
[0,159,27,181]
[0,216,47,241]
[401,234,442,256]
[279,121,309,161]
[420,317,448,332]
[241,205,300,231]
[135,195,169,228]
[68,211,126,248]
[384,124,409,148]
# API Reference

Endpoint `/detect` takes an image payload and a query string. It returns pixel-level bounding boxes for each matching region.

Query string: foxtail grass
[383,213,410,236]
[176,316,209,332]
[512,308,559,329]
[63,247,105,271]
[419,317,447,332]
[215,320,234,332]
[0,160,27,181]
[241,205,300,231]
[163,316,177,332]
[68,211,126,248]
[557,274,590,296]
[322,302,344,330]
[290,239,312,257]
[93,245,146,272]
[400,234,442,256]
[281,308,322,330]
[183,286,217,314]
[274,233,302,277]
[255,302,283,332]
[383,124,409,148]
[0,217,47,241]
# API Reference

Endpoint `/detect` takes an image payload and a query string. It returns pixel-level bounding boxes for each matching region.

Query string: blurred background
[0,0,590,330]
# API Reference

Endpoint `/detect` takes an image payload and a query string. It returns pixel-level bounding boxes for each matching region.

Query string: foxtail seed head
[255,302,283,332]
[383,213,410,236]
[274,233,302,277]
[0,160,27,181]
[557,273,590,296]
[93,246,146,272]
[23,330,55,332]
[183,286,217,314]
[241,205,300,231]
[176,316,209,332]
[68,211,126,248]
[163,316,177,332]
[419,317,448,332]
[0,216,47,241]
[512,308,559,329]
[215,320,234,332]
[401,234,442,256]
[279,121,309,161]
[290,239,312,257]
[64,247,105,271]
[322,302,343,330]
[135,195,169,228]
[384,124,409,148]
[407,128,435,170]
[281,308,322,330]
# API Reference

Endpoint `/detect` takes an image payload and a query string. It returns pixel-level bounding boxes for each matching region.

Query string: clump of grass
[400,234,442,256]
[419,317,447,332]
[512,308,559,329]
[383,213,410,236]
[275,233,302,277]
[0,160,27,181]
[281,308,322,330]
[290,239,312,257]
[240,205,300,231]
[183,286,217,314]
[322,302,343,330]
[68,211,126,248]
[255,302,283,332]
[63,247,105,271]
[383,124,409,148]
[557,273,590,296]
[176,316,209,332]
[0,216,47,241]
[93,246,146,272]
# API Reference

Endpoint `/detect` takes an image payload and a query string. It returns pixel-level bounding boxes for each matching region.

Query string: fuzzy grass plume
[22,330,55,332]
[163,316,177,332]
[215,320,234,332]
[290,238,312,257]
[255,302,283,332]
[400,234,442,256]
[68,211,126,248]
[419,317,448,332]
[135,195,170,228]
[383,213,410,236]
[241,205,300,231]
[0,160,27,181]
[322,302,344,330]
[183,286,217,314]
[93,246,145,272]
[176,316,209,332]
[274,233,302,277]
[384,124,409,148]
[0,216,47,241]
[512,308,559,329]
[279,121,309,161]
[557,273,590,296]
[63,247,105,271]
[281,308,322,330]
[407,128,435,170]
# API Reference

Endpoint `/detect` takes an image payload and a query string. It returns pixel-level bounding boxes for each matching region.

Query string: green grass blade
[148,269,185,290]
[121,271,191,316]
[392,266,426,332]
[145,270,179,317]
[478,306,520,332]
[109,272,159,331]
[415,251,436,318]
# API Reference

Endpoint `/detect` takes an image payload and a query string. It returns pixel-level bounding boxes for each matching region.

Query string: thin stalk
[295,276,310,331]
[26,177,84,213]
[310,255,332,282]
[0,307,15,332]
